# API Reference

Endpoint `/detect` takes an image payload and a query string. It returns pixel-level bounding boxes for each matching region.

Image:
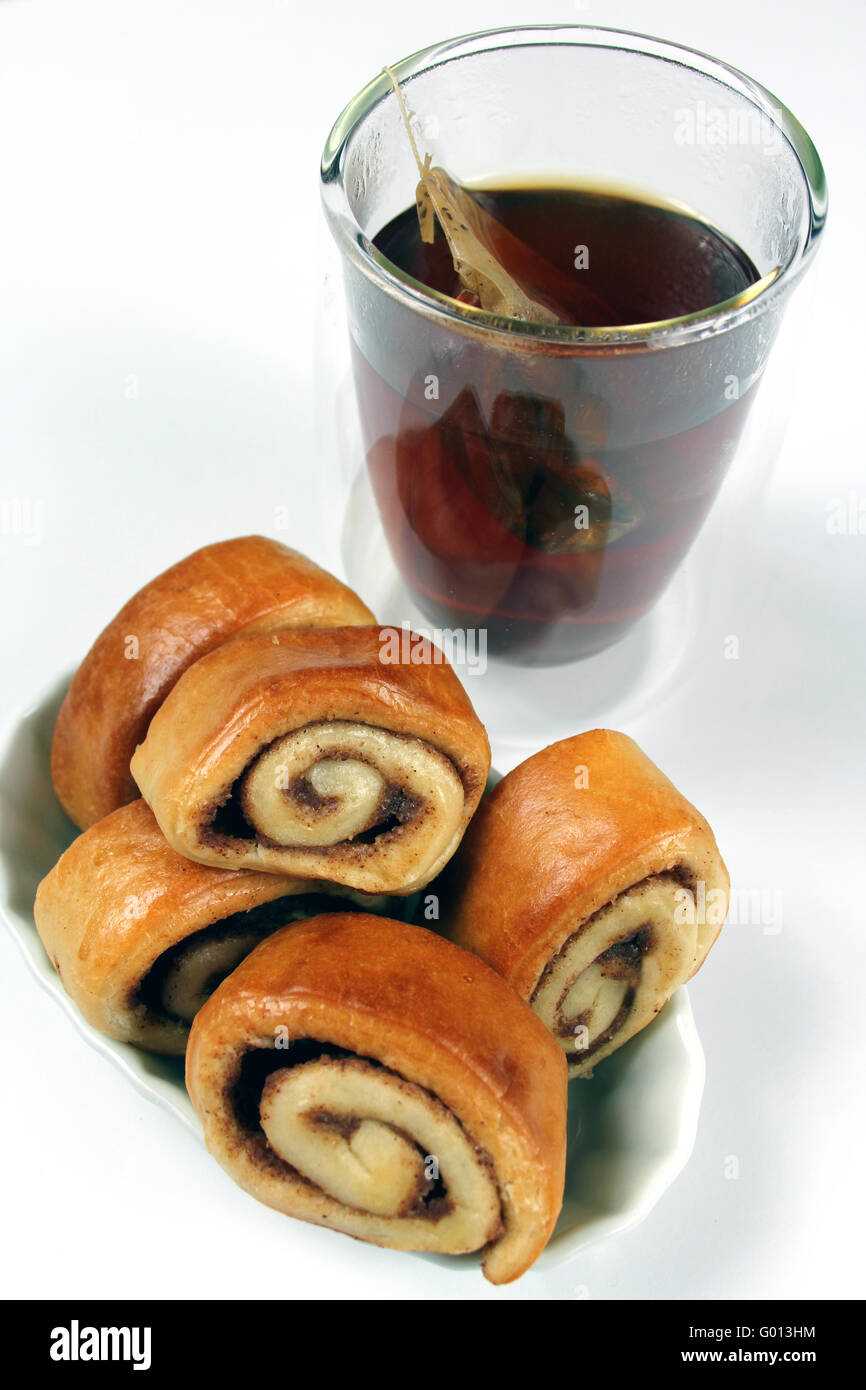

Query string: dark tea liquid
[354,184,760,664]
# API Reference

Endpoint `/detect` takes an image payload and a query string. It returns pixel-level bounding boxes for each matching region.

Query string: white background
[1,0,864,1301]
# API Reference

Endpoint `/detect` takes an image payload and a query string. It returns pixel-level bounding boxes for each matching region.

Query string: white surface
[0,0,863,1301]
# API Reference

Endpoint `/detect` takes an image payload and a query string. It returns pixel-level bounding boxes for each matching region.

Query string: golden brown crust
[51,536,376,829]
[131,626,491,894]
[33,799,342,1054]
[185,913,567,1283]
[444,730,729,1074]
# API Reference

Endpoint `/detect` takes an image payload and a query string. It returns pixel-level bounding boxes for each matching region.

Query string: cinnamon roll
[185,914,567,1283]
[445,730,730,1076]
[51,535,375,830]
[33,800,387,1055]
[130,626,490,895]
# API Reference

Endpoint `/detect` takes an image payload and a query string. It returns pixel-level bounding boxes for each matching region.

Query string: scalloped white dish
[0,675,706,1272]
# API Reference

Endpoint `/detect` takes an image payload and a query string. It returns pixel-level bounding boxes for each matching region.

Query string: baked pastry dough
[185,913,567,1283]
[131,626,490,895]
[446,730,729,1076]
[33,800,385,1055]
[51,536,375,830]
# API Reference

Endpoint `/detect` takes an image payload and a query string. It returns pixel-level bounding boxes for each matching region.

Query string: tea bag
[384,67,564,324]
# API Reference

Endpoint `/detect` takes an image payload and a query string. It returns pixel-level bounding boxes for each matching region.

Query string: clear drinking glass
[320,26,826,679]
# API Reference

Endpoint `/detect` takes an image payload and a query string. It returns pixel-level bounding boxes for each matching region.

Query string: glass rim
[320,24,827,351]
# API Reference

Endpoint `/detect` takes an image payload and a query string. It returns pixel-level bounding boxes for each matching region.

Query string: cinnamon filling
[596,927,653,975]
[136,895,362,1025]
[227,1039,499,1227]
[203,757,421,850]
[195,720,464,868]
[532,867,695,1061]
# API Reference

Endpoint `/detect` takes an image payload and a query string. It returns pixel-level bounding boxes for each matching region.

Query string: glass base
[340,460,700,755]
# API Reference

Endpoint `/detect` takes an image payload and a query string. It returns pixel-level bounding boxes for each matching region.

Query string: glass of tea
[321,26,826,667]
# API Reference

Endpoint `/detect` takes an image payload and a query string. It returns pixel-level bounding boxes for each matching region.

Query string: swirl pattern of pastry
[445,730,730,1076]
[33,800,387,1055]
[130,626,490,895]
[51,535,376,830]
[185,914,567,1283]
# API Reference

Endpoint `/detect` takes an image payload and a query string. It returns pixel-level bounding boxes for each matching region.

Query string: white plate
[0,675,706,1270]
